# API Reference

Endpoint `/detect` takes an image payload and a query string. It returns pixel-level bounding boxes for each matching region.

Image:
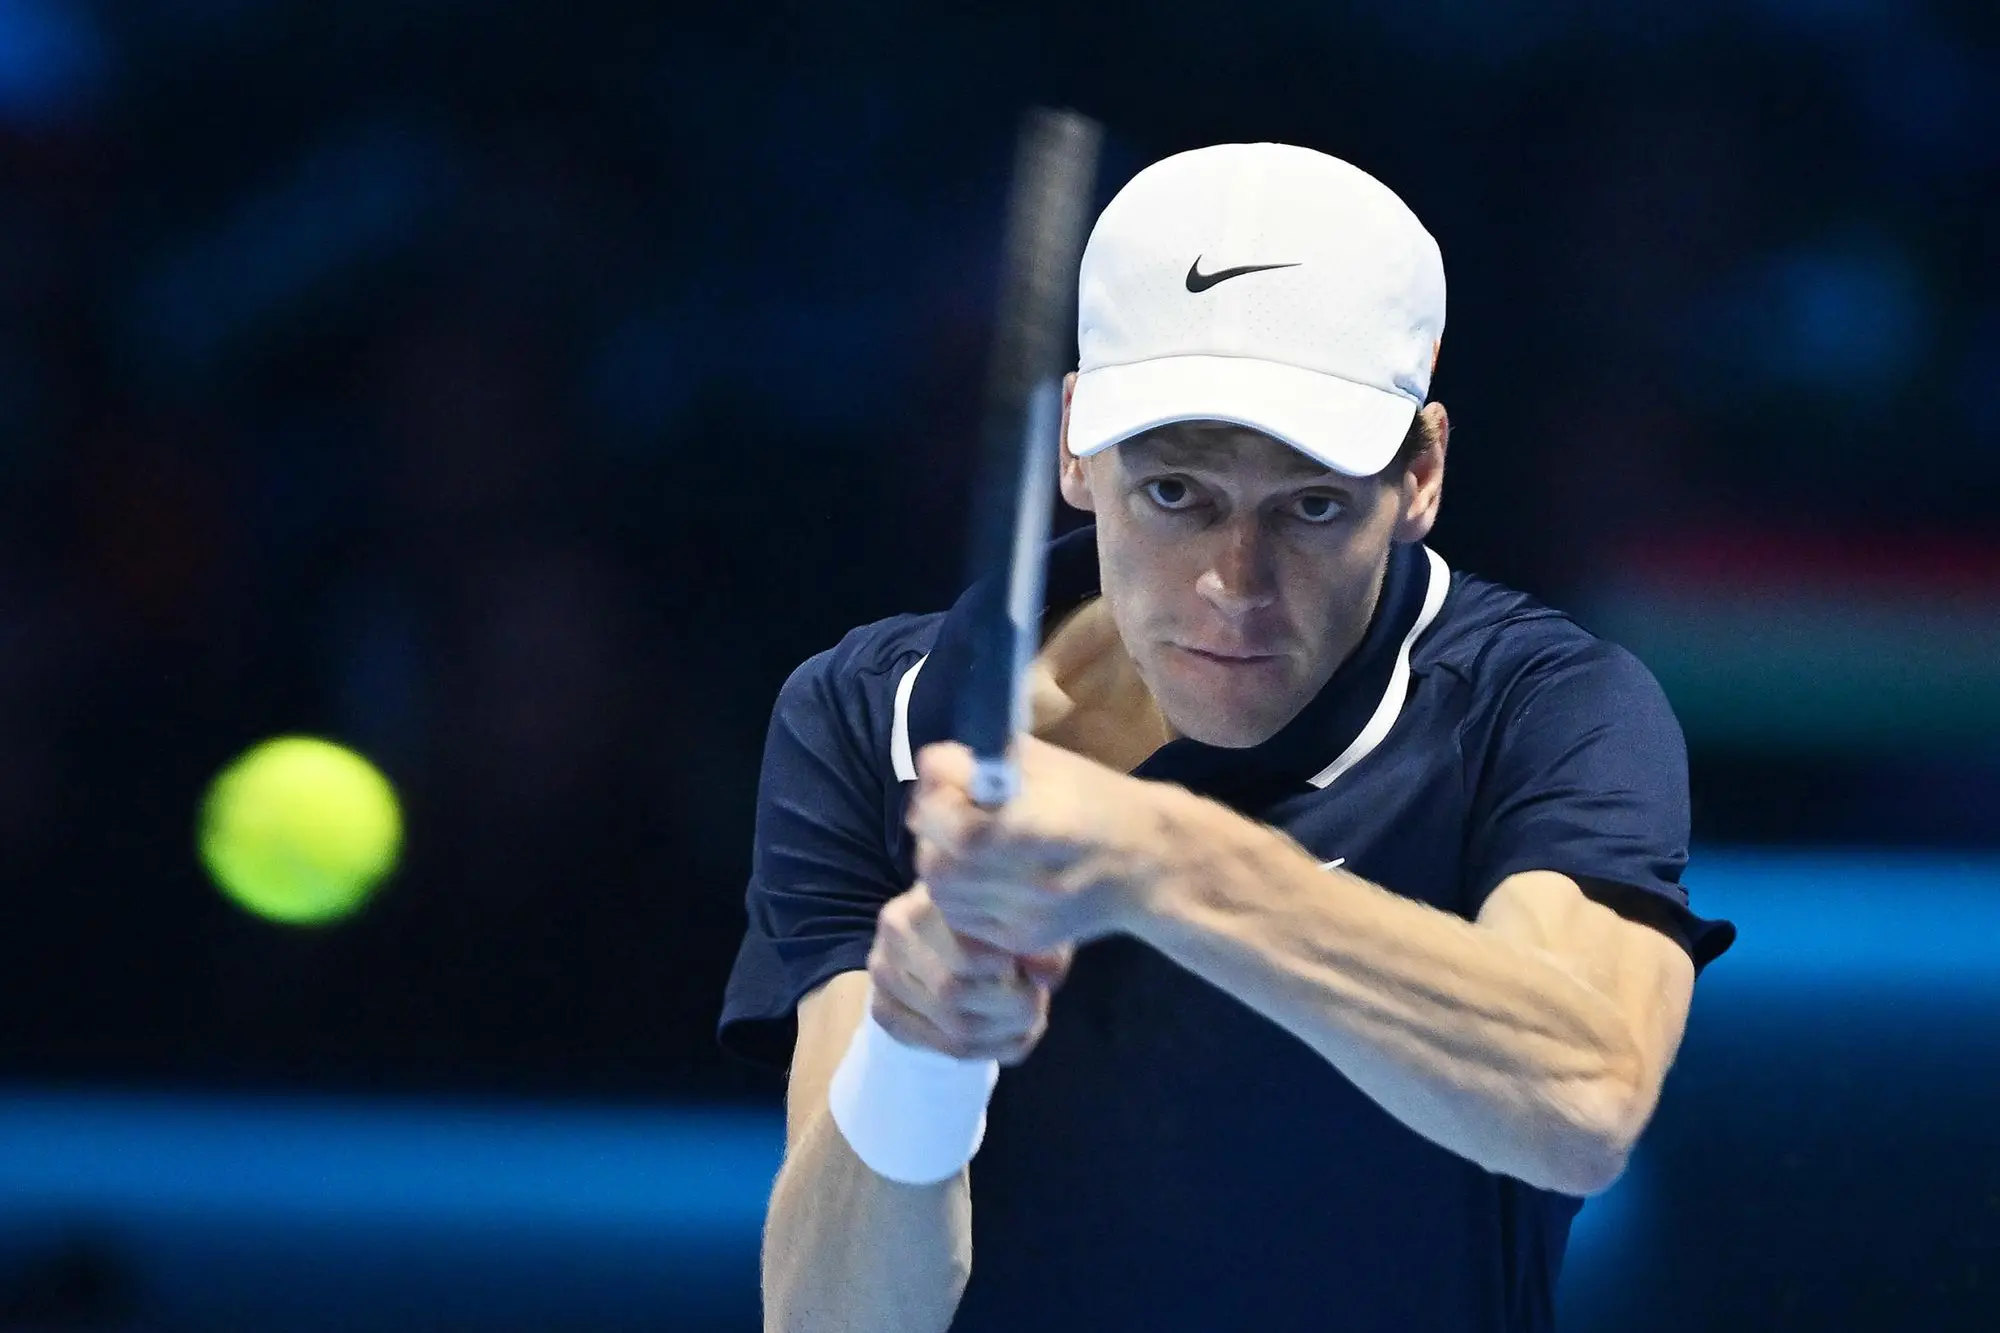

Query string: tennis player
[720,142,1735,1333]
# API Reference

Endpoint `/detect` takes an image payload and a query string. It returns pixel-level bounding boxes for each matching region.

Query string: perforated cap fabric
[1067,143,1446,477]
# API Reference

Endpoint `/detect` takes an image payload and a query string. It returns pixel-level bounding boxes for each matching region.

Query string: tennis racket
[955,108,1103,809]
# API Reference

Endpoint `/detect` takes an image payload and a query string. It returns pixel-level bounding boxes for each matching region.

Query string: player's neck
[1031,598,1177,772]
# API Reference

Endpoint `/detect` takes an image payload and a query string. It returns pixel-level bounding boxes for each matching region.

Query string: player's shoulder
[777,612,945,718]
[1418,565,1666,712]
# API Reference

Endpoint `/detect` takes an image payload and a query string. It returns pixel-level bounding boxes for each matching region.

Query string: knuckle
[984,997,1042,1053]
[904,892,942,933]
[869,969,903,1011]
[867,927,905,971]
[882,893,919,929]
[994,1025,1045,1068]
[933,1027,977,1061]
[867,991,909,1035]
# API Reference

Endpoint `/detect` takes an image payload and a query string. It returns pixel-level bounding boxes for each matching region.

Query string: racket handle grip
[970,754,1018,809]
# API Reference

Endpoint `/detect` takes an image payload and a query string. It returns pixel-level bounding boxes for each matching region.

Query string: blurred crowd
[1,0,1995,1099]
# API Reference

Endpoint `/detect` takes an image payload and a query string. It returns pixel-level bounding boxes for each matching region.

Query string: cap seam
[1075,351,1422,402]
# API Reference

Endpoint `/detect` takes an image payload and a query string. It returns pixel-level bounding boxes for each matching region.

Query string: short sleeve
[1465,640,1735,972]
[717,641,910,1070]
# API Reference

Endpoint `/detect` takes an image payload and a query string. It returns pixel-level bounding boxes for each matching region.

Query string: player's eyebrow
[1122,427,1335,481]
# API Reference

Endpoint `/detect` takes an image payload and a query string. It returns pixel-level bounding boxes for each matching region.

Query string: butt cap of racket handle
[970,755,1018,809]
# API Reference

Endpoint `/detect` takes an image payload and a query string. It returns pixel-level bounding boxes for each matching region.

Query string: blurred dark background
[1,1,1996,1329]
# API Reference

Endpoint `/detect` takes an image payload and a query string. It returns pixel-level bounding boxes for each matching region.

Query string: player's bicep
[785,969,873,1151]
[1477,870,1695,1100]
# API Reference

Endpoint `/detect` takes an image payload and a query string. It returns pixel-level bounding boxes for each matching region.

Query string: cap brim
[1067,355,1418,477]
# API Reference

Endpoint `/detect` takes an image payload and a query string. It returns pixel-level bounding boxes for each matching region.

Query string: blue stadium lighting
[1691,850,2000,994]
[0,852,1992,1328]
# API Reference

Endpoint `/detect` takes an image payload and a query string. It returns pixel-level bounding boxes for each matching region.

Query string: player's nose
[1195,525,1279,619]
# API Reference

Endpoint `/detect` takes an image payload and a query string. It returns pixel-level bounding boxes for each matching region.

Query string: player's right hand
[868,883,1070,1066]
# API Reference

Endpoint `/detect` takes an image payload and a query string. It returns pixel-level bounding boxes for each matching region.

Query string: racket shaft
[970,379,1061,806]
[959,109,1101,808]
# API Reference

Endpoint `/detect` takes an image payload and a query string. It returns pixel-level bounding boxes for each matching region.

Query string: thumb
[1017,944,1075,991]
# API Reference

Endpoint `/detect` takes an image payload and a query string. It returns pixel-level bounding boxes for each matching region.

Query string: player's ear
[1392,402,1448,543]
[1058,372,1096,513]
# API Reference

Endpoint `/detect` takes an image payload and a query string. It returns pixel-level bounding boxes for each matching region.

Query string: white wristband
[826,990,1000,1186]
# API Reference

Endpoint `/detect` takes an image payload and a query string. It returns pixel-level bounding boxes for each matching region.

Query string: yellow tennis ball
[198,736,403,925]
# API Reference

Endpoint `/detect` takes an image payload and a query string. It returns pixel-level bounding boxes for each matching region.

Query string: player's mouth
[1174,645,1282,667]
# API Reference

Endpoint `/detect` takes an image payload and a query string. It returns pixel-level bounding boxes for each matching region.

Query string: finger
[948,973,1042,1029]
[874,924,1042,1027]
[871,941,972,1038]
[871,974,1044,1063]
[884,928,991,1006]
[1017,944,1074,990]
[924,935,1044,1024]
[936,905,1032,958]
[907,781,986,857]
[921,836,1046,910]
[992,1008,1051,1068]
[913,741,975,791]
[926,881,1031,954]
[904,887,1014,980]
[869,984,981,1059]
[963,934,1062,992]
[929,878,1058,957]
[914,834,948,883]
[879,938,1019,1031]
[956,934,1019,967]
[974,1027,1047,1065]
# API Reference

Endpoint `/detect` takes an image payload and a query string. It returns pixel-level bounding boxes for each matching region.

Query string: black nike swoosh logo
[1185,257,1302,292]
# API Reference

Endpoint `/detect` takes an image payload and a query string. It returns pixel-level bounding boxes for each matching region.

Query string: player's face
[1062,420,1433,749]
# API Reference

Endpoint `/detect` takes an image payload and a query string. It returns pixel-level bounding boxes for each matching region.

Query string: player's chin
[1155,677,1302,749]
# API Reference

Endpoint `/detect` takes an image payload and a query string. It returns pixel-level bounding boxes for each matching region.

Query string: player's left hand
[908,734,1172,956]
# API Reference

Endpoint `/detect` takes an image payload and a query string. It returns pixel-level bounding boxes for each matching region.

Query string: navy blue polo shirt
[721,526,1734,1333]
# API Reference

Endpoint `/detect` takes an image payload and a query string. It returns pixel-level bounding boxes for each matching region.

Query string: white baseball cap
[1067,142,1446,477]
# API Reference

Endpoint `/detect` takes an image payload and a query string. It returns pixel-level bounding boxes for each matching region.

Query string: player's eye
[1290,493,1345,524]
[1143,477,1201,511]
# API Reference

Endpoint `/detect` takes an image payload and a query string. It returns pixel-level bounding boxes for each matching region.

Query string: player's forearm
[762,1104,972,1333]
[1125,789,1645,1196]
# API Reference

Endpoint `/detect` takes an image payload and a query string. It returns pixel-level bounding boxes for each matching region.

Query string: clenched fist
[867,883,1071,1066]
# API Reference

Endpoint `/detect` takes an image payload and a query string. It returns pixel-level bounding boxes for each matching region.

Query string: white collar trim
[887,546,1450,791]
[890,653,928,782]
[1307,545,1451,790]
